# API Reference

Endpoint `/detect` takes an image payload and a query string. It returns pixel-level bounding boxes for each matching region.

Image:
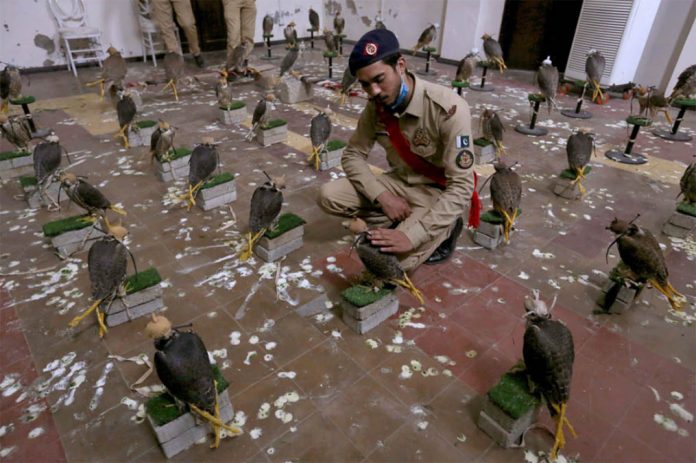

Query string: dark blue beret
[349,29,400,75]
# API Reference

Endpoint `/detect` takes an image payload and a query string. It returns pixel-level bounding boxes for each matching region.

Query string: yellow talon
[189,402,243,447]
[239,229,266,261]
[68,298,103,329]
[549,402,576,459]
[96,308,108,337]
[391,274,424,304]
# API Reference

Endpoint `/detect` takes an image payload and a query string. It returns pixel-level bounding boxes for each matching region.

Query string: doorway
[498,0,583,73]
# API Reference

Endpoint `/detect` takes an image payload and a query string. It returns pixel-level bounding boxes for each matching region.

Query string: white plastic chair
[48,0,105,76]
[135,0,181,67]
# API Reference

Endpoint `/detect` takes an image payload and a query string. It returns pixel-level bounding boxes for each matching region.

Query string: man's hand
[368,228,414,254]
[376,191,411,222]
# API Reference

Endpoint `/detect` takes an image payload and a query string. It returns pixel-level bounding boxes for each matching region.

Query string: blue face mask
[385,74,409,113]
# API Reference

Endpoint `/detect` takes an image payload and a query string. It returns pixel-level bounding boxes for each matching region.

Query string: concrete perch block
[662,211,696,238]
[196,179,237,211]
[254,236,303,262]
[128,125,157,148]
[320,147,343,171]
[598,279,640,314]
[0,151,33,180]
[279,77,314,104]
[294,292,331,317]
[219,106,247,125]
[155,154,191,182]
[51,226,106,257]
[149,387,234,459]
[256,124,288,147]
[552,177,583,200]
[474,141,496,165]
[342,293,399,334]
[105,285,164,327]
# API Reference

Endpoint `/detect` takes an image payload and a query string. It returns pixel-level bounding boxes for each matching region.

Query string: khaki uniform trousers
[318,174,458,272]
[151,0,201,56]
[222,0,257,62]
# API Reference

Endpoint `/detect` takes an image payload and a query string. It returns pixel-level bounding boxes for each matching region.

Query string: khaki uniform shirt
[342,73,474,249]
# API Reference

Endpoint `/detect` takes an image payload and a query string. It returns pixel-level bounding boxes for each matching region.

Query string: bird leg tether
[68,298,109,337]
[550,402,577,460]
[189,399,242,449]
[499,208,518,243]
[85,79,106,98]
[162,79,179,102]
[308,144,324,170]
[648,278,685,311]
[390,273,424,304]
[239,229,266,261]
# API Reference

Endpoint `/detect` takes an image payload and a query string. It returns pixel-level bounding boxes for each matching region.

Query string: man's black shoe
[194,54,205,68]
[425,217,463,265]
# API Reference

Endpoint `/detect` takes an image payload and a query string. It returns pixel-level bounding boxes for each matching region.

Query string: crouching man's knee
[317,182,339,215]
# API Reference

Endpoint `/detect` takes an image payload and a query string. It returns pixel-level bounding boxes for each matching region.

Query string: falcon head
[524,289,556,319]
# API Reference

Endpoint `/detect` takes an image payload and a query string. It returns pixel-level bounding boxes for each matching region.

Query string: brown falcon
[0,65,22,112]
[679,162,696,204]
[86,47,127,98]
[585,49,606,103]
[0,113,32,152]
[523,289,577,459]
[309,8,320,32]
[180,137,218,210]
[482,33,506,72]
[284,21,298,49]
[412,24,438,55]
[309,110,332,170]
[481,108,505,156]
[634,85,672,124]
[334,11,345,35]
[607,218,685,311]
[239,172,286,261]
[262,14,273,36]
[669,64,696,102]
[537,57,559,113]
[566,129,594,195]
[455,49,479,83]
[163,51,184,101]
[490,161,521,243]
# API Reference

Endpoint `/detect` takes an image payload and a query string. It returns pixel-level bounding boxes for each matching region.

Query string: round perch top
[201,136,215,145]
[625,115,652,127]
[145,314,172,339]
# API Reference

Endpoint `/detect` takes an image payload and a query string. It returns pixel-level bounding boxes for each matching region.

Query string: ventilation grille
[565,0,634,84]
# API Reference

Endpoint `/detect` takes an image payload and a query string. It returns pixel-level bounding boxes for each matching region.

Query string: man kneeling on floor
[318,29,480,272]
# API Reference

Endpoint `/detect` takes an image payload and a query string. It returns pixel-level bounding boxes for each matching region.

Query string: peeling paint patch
[33,34,55,53]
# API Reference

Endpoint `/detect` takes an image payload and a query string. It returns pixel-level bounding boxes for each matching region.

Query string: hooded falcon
[566,129,594,196]
[309,110,332,170]
[607,218,685,311]
[523,289,576,460]
[146,315,242,448]
[239,172,285,261]
[585,49,606,103]
[482,33,506,72]
[180,137,218,210]
[537,56,559,113]
[481,109,505,156]
[490,161,521,243]
[668,64,696,102]
[455,49,479,84]
[412,24,437,55]
[68,223,133,337]
[347,218,424,303]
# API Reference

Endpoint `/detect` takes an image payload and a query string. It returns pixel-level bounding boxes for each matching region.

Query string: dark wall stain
[360,16,372,27]
[346,0,358,15]
[34,34,55,53]
[3,24,9,32]
[43,59,55,66]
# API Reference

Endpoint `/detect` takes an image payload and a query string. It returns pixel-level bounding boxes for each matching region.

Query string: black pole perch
[561,80,592,120]
[323,51,338,79]
[337,34,346,55]
[260,34,278,60]
[469,61,495,92]
[10,96,50,138]
[451,80,469,96]
[416,47,437,76]
[652,99,694,142]
[605,115,650,164]
[515,94,548,136]
[307,29,315,49]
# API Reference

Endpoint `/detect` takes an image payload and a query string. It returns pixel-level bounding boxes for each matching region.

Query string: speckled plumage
[188,142,217,188]
[33,140,62,182]
[249,181,283,234]
[455,52,478,82]
[680,163,696,204]
[88,237,128,304]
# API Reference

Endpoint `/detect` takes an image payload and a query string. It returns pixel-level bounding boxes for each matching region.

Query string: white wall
[440,0,505,61]
[666,10,696,94]
[257,0,324,40]
[609,0,662,84]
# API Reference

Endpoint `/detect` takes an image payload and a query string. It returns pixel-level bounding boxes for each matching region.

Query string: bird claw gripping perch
[68,298,109,337]
[178,181,204,211]
[239,229,266,261]
[499,209,518,243]
[189,384,242,449]
[308,145,324,170]
[571,167,587,196]
[649,279,686,311]
[162,79,179,102]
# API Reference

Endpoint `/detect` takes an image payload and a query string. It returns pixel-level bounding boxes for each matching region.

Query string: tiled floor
[0,41,694,463]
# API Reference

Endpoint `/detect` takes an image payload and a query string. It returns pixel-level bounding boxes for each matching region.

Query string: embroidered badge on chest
[456,149,474,169]
[412,127,431,147]
[444,104,457,120]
